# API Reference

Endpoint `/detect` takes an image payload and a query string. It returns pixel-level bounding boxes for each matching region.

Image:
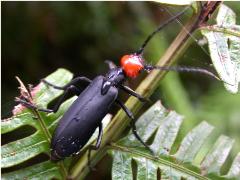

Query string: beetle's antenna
[136,6,190,55]
[144,64,233,85]
[164,7,211,58]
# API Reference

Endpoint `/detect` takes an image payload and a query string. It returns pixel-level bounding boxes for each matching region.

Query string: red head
[119,8,190,78]
[120,54,144,78]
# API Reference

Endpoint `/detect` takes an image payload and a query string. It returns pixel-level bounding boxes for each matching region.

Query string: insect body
[36,65,150,161]
[50,75,119,160]
[15,61,149,162]
[17,6,221,162]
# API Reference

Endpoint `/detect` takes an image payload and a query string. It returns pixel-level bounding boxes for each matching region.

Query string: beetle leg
[119,85,150,102]
[130,121,154,154]
[91,123,103,150]
[115,99,134,119]
[94,123,103,149]
[15,98,53,113]
[87,123,103,170]
[42,76,92,90]
[48,85,82,113]
[17,85,81,113]
[115,99,153,154]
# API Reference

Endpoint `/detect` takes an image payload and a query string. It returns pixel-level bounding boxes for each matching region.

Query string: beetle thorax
[101,68,125,95]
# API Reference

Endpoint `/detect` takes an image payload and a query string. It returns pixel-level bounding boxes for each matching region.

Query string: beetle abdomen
[50,76,118,160]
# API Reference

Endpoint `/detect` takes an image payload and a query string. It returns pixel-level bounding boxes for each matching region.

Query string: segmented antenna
[135,5,233,85]
[136,6,190,55]
[144,65,222,81]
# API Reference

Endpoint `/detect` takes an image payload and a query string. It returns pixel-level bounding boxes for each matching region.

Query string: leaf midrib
[2,140,47,158]
[109,143,209,180]
[27,166,59,179]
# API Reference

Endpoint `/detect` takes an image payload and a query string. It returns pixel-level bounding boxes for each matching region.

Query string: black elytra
[30,63,150,161]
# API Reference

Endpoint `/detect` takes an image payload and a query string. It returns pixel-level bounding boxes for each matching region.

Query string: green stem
[33,111,51,142]
[33,110,68,178]
[16,76,69,178]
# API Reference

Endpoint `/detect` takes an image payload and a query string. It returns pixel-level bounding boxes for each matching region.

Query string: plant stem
[16,76,69,178]
[32,110,68,178]
[33,111,52,142]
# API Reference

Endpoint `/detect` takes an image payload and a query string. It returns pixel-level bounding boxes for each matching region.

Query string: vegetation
[2,2,240,179]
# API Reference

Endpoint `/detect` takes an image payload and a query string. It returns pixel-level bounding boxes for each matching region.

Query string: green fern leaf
[201,4,240,94]
[110,101,240,179]
[1,69,74,179]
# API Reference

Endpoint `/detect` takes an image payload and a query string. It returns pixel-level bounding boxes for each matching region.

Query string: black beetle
[44,64,150,161]
[17,7,221,162]
[18,62,151,161]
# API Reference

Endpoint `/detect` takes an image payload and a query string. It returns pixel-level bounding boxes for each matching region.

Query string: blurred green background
[2,1,240,178]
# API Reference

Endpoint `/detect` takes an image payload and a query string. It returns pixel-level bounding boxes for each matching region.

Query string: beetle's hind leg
[40,77,92,113]
[87,123,103,170]
[115,99,154,154]
[46,85,82,113]
[42,76,92,90]
[15,98,54,113]
[18,76,92,113]
[17,85,81,113]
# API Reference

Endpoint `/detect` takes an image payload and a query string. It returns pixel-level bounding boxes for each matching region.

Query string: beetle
[17,6,221,162]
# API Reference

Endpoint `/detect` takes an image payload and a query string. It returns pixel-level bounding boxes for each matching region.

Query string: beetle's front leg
[119,85,150,102]
[87,123,103,170]
[115,99,154,154]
